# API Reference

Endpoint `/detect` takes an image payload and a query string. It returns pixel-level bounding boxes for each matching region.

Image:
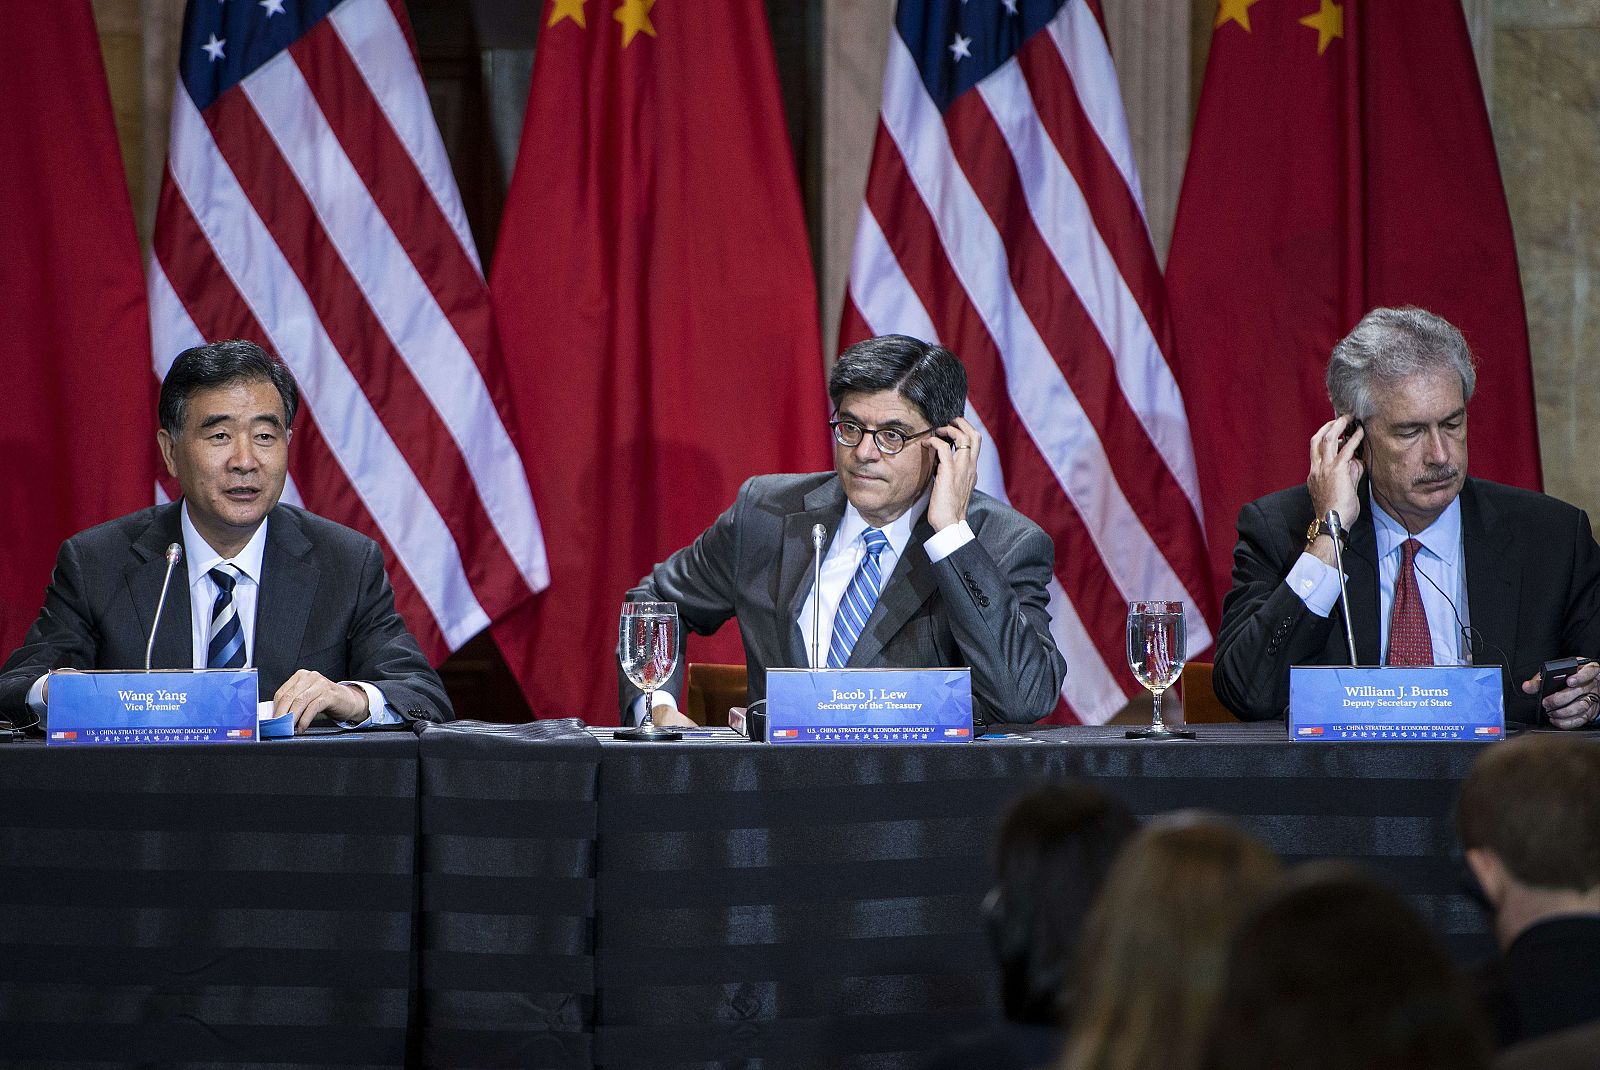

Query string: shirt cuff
[924,520,975,563]
[336,681,403,728]
[630,689,680,727]
[27,675,47,716]
[1286,552,1345,618]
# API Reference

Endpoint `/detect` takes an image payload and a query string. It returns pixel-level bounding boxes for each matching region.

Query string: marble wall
[1492,0,1600,522]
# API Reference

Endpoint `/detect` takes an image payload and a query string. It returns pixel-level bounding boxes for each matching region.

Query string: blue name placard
[764,667,973,744]
[47,669,259,745]
[1288,665,1504,741]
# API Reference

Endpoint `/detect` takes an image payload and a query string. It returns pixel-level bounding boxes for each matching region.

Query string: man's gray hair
[1325,307,1477,421]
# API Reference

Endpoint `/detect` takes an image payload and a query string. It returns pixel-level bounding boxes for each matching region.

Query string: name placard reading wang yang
[47,669,259,745]
[1289,665,1503,741]
[764,667,973,744]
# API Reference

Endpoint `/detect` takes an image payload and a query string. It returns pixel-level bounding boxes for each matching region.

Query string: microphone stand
[810,523,826,668]
[146,542,184,672]
[1326,511,1358,667]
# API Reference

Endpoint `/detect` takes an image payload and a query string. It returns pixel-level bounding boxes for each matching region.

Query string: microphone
[145,542,183,672]
[811,523,827,669]
[1325,511,1359,666]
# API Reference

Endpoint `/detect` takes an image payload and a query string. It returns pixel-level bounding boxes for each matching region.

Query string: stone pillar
[1491,1,1600,523]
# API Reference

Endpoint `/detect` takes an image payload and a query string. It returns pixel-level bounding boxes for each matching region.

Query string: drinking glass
[1126,600,1194,740]
[614,601,682,741]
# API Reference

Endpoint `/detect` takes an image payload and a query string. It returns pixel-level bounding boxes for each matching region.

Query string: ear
[156,428,178,479]
[1465,847,1509,908]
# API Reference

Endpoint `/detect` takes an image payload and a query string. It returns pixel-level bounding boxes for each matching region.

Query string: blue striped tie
[207,565,247,669]
[827,528,890,668]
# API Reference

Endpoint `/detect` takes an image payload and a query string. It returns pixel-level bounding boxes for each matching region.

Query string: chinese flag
[1167,0,1539,600]
[489,0,830,720]
[0,2,152,655]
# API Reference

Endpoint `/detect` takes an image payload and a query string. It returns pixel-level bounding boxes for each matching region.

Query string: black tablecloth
[0,722,1502,1069]
[0,732,419,1069]
[586,723,1492,1069]
[413,720,599,1069]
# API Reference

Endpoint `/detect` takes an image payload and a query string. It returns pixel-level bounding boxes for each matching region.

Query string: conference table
[0,720,1499,1069]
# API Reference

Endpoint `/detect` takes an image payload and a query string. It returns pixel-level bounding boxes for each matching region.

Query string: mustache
[1413,465,1460,486]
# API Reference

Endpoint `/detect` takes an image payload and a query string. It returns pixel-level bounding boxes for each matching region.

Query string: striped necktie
[827,528,890,668]
[207,565,247,669]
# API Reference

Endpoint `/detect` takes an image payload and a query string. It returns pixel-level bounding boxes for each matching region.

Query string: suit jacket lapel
[254,507,318,689]
[779,480,847,666]
[1344,502,1382,665]
[848,512,938,668]
[130,505,192,669]
[1460,480,1518,668]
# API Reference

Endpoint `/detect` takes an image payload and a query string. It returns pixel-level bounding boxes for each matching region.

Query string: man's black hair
[828,334,968,428]
[158,339,300,437]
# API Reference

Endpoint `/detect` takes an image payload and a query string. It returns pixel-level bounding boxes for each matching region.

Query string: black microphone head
[165,542,183,565]
[812,523,826,549]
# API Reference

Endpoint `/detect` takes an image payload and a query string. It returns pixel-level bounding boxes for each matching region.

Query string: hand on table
[275,669,369,733]
[650,704,698,729]
[1521,659,1600,730]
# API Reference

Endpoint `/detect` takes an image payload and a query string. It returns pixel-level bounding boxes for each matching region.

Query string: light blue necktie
[207,565,246,669]
[827,528,890,668]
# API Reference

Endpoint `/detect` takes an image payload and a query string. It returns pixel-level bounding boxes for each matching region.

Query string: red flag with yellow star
[488,0,829,720]
[1167,0,1540,600]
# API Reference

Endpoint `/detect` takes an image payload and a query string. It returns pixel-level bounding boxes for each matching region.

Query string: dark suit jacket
[0,503,451,725]
[1214,478,1600,723]
[623,473,1067,726]
[1478,915,1600,1049]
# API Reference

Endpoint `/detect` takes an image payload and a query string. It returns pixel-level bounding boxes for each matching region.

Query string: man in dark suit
[0,340,450,733]
[622,334,1067,728]
[1458,734,1600,1049]
[1214,307,1600,725]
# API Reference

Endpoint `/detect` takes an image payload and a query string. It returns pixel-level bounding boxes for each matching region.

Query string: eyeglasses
[830,418,934,456]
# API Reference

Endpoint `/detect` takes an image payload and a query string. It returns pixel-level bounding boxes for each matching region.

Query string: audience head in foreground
[1202,865,1490,1070]
[919,785,1138,1070]
[1058,812,1281,1070]
[985,784,1139,1025]
[1457,733,1600,1048]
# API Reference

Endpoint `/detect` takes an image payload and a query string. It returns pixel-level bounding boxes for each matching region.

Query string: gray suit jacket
[623,473,1067,726]
[0,503,452,725]
[1214,478,1600,724]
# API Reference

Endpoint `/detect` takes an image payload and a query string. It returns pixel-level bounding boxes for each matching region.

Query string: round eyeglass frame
[829,418,935,456]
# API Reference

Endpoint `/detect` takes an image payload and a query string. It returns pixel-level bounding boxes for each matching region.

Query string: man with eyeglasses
[620,334,1067,728]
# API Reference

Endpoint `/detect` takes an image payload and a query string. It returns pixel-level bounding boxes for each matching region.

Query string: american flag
[149,0,548,661]
[840,0,1215,724]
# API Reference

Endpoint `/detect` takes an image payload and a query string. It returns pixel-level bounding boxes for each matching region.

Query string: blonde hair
[1058,813,1281,1070]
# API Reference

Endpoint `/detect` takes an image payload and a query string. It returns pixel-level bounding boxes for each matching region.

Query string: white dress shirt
[1285,494,1471,665]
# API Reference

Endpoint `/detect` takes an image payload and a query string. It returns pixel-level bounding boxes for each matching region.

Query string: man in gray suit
[622,334,1067,728]
[0,340,451,733]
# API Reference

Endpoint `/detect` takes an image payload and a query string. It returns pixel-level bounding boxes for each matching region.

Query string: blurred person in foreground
[622,334,1066,728]
[1457,733,1600,1048]
[0,340,450,734]
[1056,813,1281,1070]
[1201,865,1491,1070]
[918,784,1138,1070]
[1214,306,1600,726]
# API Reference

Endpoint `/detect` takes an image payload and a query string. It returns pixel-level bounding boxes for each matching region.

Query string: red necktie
[1386,538,1434,666]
